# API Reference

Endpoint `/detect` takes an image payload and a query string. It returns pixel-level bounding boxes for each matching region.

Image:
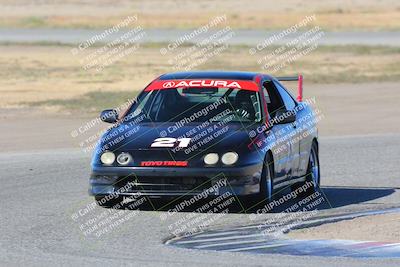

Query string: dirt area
[288,212,400,242]
[304,82,400,136]
[0,45,156,107]
[0,0,399,30]
[1,42,399,147]
[1,44,399,109]
[1,42,399,136]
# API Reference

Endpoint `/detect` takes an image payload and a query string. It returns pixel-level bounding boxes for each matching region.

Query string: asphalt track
[1,133,399,266]
[1,29,400,46]
[167,207,400,258]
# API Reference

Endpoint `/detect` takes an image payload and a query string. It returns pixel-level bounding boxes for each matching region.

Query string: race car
[89,71,320,208]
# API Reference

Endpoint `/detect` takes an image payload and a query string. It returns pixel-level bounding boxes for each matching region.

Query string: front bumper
[89,163,263,197]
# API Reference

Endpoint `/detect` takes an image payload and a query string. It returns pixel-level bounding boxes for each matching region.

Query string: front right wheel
[259,153,274,203]
[241,153,274,211]
[291,141,320,195]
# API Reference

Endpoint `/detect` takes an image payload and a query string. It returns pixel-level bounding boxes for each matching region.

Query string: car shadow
[262,186,396,213]
[313,186,396,209]
[117,186,396,214]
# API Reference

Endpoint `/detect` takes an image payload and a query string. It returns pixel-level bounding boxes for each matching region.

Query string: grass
[0,43,399,112]
[27,91,138,113]
[314,45,400,55]
[2,12,400,31]
[19,16,46,28]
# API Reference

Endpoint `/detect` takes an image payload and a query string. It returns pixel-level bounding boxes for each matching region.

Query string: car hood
[101,122,254,152]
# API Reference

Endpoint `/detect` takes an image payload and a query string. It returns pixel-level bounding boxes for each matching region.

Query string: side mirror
[273,110,296,124]
[100,109,119,123]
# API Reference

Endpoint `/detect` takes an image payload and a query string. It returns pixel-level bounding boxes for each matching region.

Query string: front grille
[115,176,212,193]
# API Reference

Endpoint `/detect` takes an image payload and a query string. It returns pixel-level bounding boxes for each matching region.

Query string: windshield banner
[145,79,259,91]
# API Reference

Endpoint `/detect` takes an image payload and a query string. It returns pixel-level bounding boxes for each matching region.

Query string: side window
[263,81,285,117]
[262,88,271,105]
[274,81,296,111]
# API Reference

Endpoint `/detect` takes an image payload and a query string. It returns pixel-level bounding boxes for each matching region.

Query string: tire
[259,153,274,203]
[241,153,274,211]
[95,195,124,209]
[291,141,320,196]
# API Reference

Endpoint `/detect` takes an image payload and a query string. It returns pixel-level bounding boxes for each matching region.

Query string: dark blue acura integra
[89,71,320,208]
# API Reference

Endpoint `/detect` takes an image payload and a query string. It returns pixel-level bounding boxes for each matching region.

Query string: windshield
[124,87,262,124]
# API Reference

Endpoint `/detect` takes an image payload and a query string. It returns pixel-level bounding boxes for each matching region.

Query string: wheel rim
[309,146,320,187]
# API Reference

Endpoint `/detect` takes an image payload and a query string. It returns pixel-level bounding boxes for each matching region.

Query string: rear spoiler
[276,74,303,102]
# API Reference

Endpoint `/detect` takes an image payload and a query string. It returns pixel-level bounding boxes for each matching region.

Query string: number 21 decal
[151,138,191,148]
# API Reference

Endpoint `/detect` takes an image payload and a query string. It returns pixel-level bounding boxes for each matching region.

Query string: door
[273,80,301,177]
[262,81,293,182]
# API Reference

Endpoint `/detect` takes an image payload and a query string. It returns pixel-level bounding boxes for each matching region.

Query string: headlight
[221,152,238,165]
[204,153,219,165]
[100,151,115,165]
[116,152,132,165]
